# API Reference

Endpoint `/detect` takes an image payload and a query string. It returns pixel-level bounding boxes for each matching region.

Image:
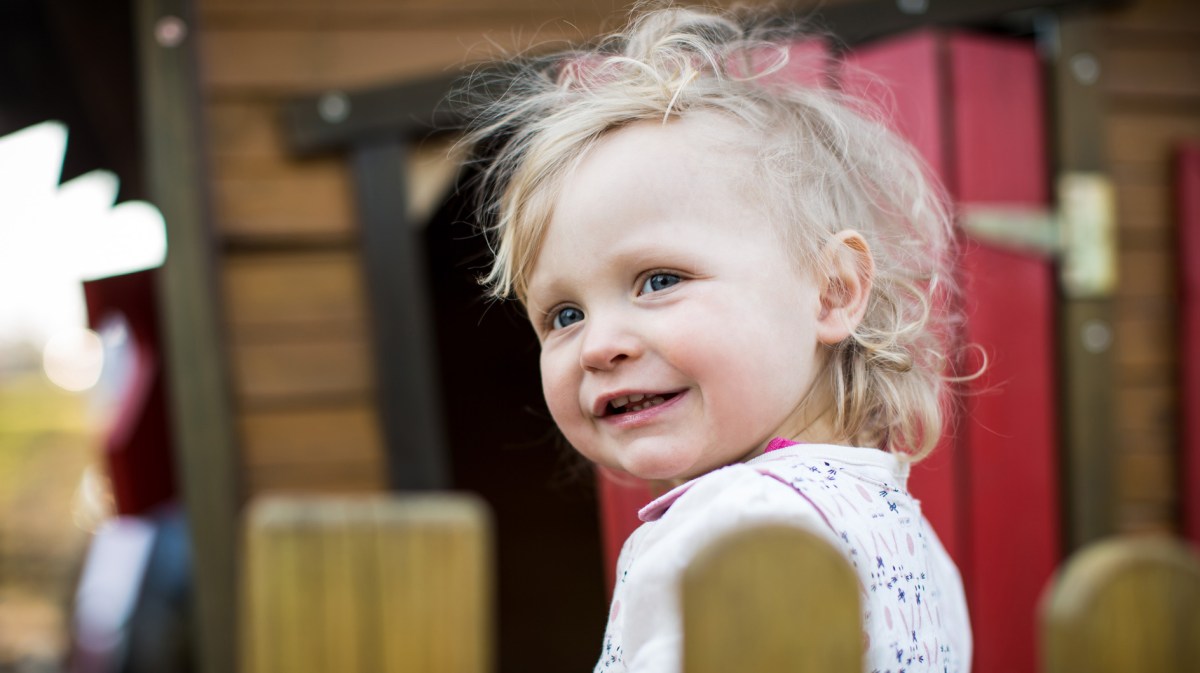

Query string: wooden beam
[1047,12,1118,551]
[282,71,465,155]
[350,137,450,489]
[135,1,240,672]
[811,0,1127,47]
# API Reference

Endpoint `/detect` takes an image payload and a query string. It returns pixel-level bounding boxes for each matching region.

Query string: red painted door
[595,29,1063,673]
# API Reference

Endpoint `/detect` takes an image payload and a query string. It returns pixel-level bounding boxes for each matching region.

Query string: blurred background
[1,0,1197,672]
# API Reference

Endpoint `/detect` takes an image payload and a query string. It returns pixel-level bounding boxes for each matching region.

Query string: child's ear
[815,230,874,345]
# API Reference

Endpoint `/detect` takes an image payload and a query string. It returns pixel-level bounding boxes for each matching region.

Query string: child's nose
[578,315,642,371]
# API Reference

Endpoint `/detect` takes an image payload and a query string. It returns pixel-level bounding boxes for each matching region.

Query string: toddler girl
[466,6,971,672]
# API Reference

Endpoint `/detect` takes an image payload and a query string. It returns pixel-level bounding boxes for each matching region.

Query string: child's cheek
[539,347,588,439]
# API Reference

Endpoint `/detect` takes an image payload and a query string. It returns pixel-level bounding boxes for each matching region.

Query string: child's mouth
[606,392,679,416]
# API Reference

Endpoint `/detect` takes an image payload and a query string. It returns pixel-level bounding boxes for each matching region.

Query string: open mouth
[605,392,680,416]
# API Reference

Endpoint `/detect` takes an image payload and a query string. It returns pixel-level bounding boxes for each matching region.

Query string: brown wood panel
[1115,384,1177,433]
[1117,178,1171,233]
[1106,46,1200,100]
[195,0,768,30]
[231,336,374,405]
[1117,249,1177,299]
[1112,158,1168,185]
[241,404,383,467]
[244,461,385,495]
[1115,311,1177,374]
[1118,429,1176,457]
[199,6,609,31]
[1107,111,1200,166]
[199,27,573,95]
[208,99,289,165]
[1101,0,1200,36]
[1116,502,1177,534]
[1116,449,1177,503]
[213,163,356,241]
[222,250,367,334]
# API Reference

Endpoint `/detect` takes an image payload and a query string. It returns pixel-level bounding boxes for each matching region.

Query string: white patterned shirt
[595,441,972,673]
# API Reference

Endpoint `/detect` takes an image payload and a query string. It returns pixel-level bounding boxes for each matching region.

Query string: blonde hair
[462,5,961,461]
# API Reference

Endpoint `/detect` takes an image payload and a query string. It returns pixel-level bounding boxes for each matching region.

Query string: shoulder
[630,462,834,561]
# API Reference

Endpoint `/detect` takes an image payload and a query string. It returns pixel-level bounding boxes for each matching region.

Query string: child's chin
[620,450,700,484]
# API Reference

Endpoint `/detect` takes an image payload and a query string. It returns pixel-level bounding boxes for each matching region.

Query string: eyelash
[638,271,683,295]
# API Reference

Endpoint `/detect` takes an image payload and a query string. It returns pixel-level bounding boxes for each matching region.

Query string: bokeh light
[42,327,104,392]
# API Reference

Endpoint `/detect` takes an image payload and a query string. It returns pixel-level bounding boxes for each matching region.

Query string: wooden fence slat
[682,525,861,673]
[242,495,493,673]
[1041,536,1200,673]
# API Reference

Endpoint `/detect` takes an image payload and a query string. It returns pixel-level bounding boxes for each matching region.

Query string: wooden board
[212,164,357,242]
[1105,45,1200,99]
[240,404,386,496]
[200,27,577,95]
[683,526,862,673]
[241,495,493,673]
[230,337,374,406]
[222,250,368,334]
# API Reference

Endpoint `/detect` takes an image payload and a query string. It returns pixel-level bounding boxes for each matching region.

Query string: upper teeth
[611,394,645,409]
[609,393,667,413]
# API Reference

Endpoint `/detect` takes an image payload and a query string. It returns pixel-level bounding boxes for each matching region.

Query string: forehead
[535,113,758,252]
[523,114,775,299]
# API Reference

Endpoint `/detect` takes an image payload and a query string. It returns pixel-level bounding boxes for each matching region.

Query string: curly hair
[461,5,961,461]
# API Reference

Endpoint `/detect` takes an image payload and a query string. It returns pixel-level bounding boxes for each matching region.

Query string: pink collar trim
[636,437,800,522]
[764,436,800,453]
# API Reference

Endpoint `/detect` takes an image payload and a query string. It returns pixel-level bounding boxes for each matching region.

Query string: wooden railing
[241,496,492,673]
[1041,535,1200,673]
[241,495,1200,673]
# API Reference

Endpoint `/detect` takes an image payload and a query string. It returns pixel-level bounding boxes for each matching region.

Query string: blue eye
[552,306,585,330]
[641,272,681,294]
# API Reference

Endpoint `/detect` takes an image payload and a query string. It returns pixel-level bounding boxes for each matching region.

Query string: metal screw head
[1070,53,1100,86]
[1081,318,1112,354]
[318,92,351,124]
[154,16,187,48]
[897,0,930,15]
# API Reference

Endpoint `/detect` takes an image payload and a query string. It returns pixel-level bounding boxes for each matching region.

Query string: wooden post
[241,494,493,673]
[1041,536,1200,673]
[349,138,450,490]
[1049,11,1118,550]
[134,1,241,671]
[682,525,861,673]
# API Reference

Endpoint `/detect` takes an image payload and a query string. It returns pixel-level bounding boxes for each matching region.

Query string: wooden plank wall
[195,0,631,498]
[1099,0,1200,533]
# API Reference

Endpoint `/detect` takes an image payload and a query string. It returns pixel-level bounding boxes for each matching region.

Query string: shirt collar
[636,439,904,522]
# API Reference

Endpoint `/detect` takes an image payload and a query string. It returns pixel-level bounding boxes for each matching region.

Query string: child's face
[524,114,836,484]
